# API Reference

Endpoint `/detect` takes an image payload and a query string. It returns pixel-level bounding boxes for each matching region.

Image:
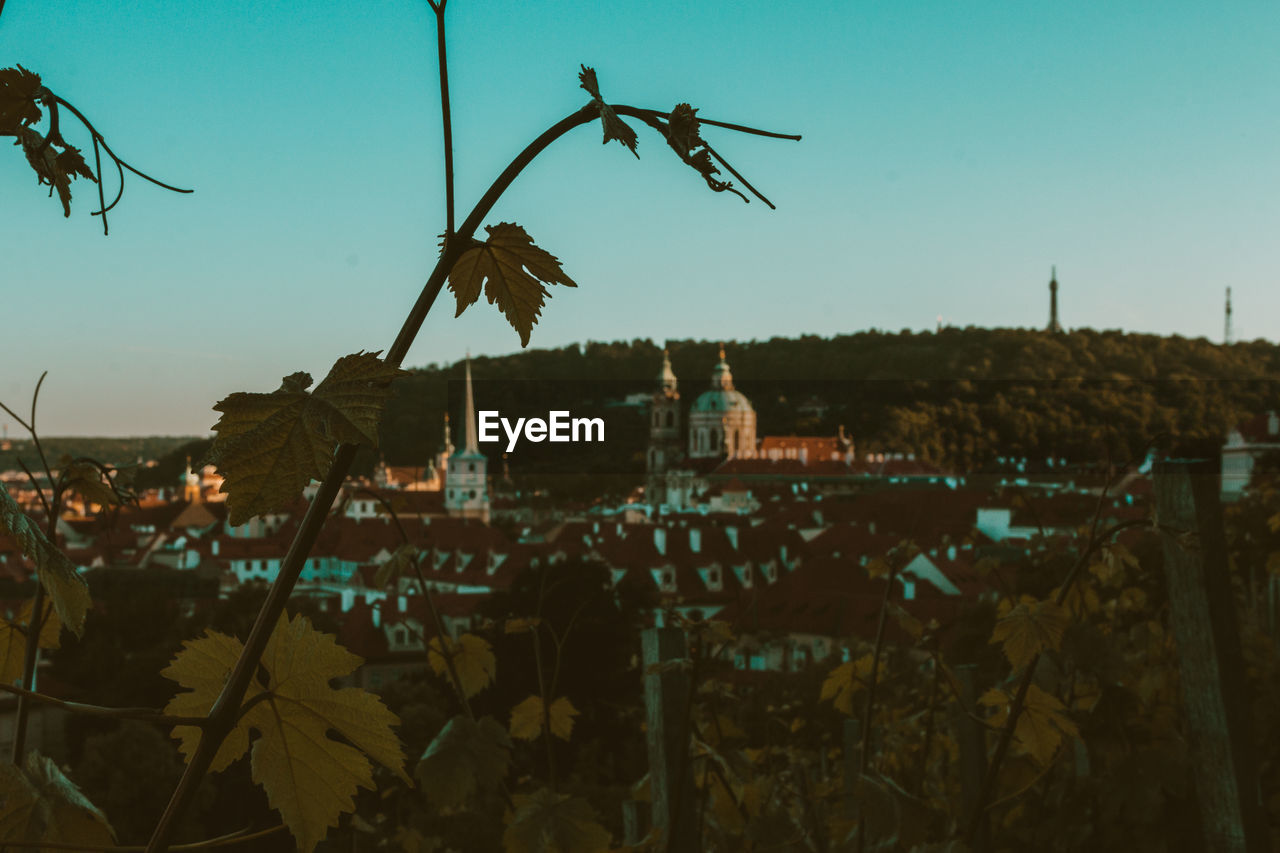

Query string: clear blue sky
[2,1,1277,436]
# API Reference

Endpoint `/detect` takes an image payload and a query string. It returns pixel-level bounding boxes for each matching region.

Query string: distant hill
[379,328,1280,472]
[0,436,200,480]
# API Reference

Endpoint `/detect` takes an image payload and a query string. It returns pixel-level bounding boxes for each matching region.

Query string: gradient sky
[2,1,1278,436]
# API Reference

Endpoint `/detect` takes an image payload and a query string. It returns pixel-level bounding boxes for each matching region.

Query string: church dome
[691,345,754,414]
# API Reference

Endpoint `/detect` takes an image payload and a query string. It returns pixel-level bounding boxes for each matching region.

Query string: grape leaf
[0,600,60,686]
[503,787,612,853]
[60,458,121,508]
[0,66,43,134]
[163,613,408,853]
[989,598,1067,671]
[578,65,638,157]
[427,633,496,699]
[16,126,96,217]
[509,695,579,742]
[205,351,407,525]
[446,223,577,348]
[819,653,874,715]
[1015,685,1078,765]
[0,482,91,637]
[415,714,511,809]
[0,751,115,848]
[374,543,420,589]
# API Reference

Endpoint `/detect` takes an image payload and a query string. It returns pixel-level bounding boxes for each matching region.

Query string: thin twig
[431,0,455,236]
[2,824,286,851]
[0,682,209,727]
[704,142,774,209]
[51,95,193,194]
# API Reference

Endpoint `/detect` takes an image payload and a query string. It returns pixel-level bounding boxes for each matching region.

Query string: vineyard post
[641,626,697,853]
[841,717,860,818]
[950,664,988,850]
[621,798,650,846]
[1153,459,1267,852]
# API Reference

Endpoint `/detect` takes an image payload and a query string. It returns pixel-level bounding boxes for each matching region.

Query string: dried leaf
[447,223,577,348]
[206,351,407,525]
[428,633,496,698]
[16,126,96,216]
[415,714,511,809]
[163,613,407,852]
[0,482,91,636]
[503,787,612,853]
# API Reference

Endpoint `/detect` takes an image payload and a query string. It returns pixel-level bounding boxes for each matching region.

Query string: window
[665,411,674,428]
[468,462,476,472]
[469,489,477,499]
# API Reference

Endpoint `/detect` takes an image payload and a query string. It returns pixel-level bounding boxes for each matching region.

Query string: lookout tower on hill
[1047,266,1062,333]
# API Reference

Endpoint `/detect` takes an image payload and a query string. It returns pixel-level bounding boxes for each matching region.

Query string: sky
[1,1,1278,437]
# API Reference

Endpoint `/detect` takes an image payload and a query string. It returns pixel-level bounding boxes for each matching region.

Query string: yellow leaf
[989,599,1067,671]
[1054,580,1100,619]
[428,633,496,699]
[1013,684,1077,766]
[819,654,873,715]
[509,695,579,742]
[447,223,577,348]
[504,617,542,634]
[503,787,611,853]
[416,714,511,809]
[163,613,407,853]
[0,751,114,848]
[0,482,90,636]
[865,557,890,579]
[0,600,60,686]
[205,352,407,525]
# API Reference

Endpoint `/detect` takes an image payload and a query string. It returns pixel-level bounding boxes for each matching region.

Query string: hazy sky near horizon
[2,1,1278,437]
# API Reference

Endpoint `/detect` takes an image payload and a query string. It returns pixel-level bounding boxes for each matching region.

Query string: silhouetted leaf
[578,65,638,157]
[206,352,407,525]
[447,223,577,348]
[503,787,612,853]
[416,715,511,809]
[0,66,43,134]
[16,126,96,216]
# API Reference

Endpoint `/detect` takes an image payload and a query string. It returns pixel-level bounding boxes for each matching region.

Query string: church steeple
[1047,266,1062,333]
[711,343,735,390]
[659,349,678,394]
[463,355,479,453]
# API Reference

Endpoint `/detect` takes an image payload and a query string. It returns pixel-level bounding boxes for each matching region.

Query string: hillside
[379,327,1280,472]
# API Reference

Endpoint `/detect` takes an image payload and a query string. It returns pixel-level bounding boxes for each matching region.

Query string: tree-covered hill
[380,328,1280,473]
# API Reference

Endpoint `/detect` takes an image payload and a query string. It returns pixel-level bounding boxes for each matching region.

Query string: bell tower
[646,349,683,504]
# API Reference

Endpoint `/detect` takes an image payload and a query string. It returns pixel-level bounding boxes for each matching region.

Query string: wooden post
[842,717,861,818]
[1154,459,1267,852]
[951,664,989,851]
[641,627,697,853]
[621,799,650,846]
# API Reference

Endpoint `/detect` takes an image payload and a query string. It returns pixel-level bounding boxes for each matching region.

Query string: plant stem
[144,105,601,853]
[0,682,208,727]
[10,580,45,761]
[7,823,285,851]
[854,560,899,853]
[431,0,455,236]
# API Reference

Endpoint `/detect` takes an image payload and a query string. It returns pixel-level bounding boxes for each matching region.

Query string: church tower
[445,357,490,523]
[1047,266,1063,333]
[646,349,683,487]
[688,345,756,460]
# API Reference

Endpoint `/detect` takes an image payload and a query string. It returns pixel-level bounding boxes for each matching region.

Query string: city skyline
[2,1,1278,436]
